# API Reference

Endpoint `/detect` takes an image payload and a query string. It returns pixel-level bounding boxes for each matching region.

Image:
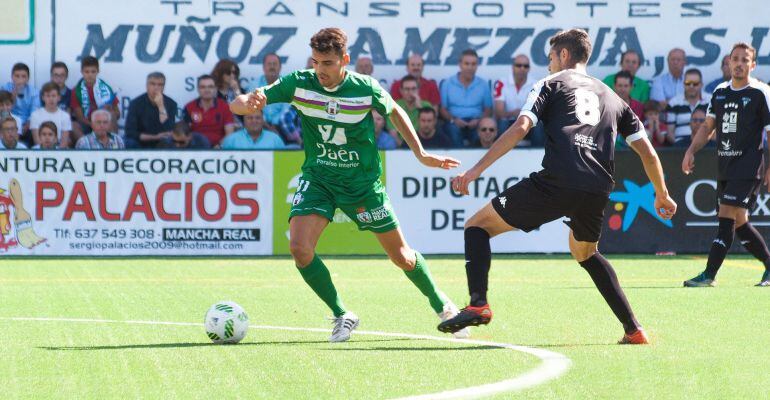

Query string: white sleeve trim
[519,110,538,126]
[625,130,646,144]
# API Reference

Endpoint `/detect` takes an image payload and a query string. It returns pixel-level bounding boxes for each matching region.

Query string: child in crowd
[30,82,72,147]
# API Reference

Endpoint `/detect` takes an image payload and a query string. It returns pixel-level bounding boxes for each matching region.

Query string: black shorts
[491,174,609,242]
[717,179,761,209]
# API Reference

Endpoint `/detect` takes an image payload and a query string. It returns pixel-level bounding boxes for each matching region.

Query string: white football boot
[329,312,360,343]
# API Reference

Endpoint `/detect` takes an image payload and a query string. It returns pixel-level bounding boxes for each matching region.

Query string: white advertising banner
[0,151,273,255]
[386,149,569,254]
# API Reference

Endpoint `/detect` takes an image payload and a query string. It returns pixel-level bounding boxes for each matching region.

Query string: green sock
[403,252,448,314]
[297,254,346,317]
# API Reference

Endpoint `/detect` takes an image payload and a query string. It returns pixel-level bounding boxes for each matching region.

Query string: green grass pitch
[1,255,768,399]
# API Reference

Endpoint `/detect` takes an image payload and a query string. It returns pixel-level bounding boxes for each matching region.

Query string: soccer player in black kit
[437,29,678,344]
[682,42,770,288]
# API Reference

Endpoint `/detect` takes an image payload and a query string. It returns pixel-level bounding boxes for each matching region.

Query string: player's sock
[465,226,491,307]
[579,253,640,335]
[736,222,770,271]
[403,252,448,314]
[704,218,735,280]
[297,254,346,317]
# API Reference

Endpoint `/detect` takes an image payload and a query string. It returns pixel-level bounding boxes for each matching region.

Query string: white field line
[1,317,571,400]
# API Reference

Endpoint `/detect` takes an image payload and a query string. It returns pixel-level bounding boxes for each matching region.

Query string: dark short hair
[173,121,192,136]
[418,107,436,117]
[460,49,479,61]
[0,115,17,129]
[197,74,215,86]
[730,42,756,62]
[81,56,99,70]
[684,68,702,81]
[40,82,60,98]
[11,63,30,75]
[147,71,166,82]
[620,50,641,65]
[643,100,661,114]
[549,29,592,65]
[400,75,419,87]
[310,28,347,57]
[263,53,281,64]
[51,61,69,74]
[614,70,634,85]
[38,121,58,137]
[0,90,13,105]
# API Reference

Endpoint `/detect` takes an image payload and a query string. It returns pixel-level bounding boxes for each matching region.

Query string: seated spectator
[30,82,72,147]
[613,71,644,119]
[159,121,210,149]
[477,117,498,148]
[373,110,397,150]
[355,56,374,76]
[414,107,452,149]
[183,75,235,147]
[2,62,39,135]
[70,56,120,138]
[50,61,72,112]
[602,50,650,102]
[0,90,23,136]
[666,68,710,147]
[212,59,245,104]
[75,109,125,149]
[689,108,710,147]
[32,121,59,149]
[220,110,284,150]
[440,49,492,147]
[386,75,433,146]
[643,101,671,147]
[0,116,26,149]
[651,48,686,107]
[494,54,533,127]
[390,54,440,107]
[705,55,730,94]
[249,53,301,146]
[125,72,177,148]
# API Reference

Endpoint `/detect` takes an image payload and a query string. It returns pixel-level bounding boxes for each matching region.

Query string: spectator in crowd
[124,72,177,148]
[613,71,644,119]
[70,56,120,137]
[477,117,498,149]
[439,49,492,147]
[0,116,26,149]
[705,55,730,94]
[355,56,374,76]
[689,108,709,146]
[159,121,210,149]
[75,109,124,149]
[221,110,284,150]
[50,61,72,112]
[2,62,39,134]
[183,75,235,147]
[651,48,686,106]
[30,82,72,147]
[250,53,301,146]
[602,50,650,102]
[494,54,545,147]
[211,59,245,104]
[0,90,23,136]
[643,101,671,147]
[32,121,59,149]
[666,68,710,147]
[415,107,452,149]
[385,75,433,146]
[390,53,441,107]
[373,110,397,150]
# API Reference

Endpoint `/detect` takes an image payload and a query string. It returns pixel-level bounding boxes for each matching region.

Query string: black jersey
[520,69,645,194]
[707,79,770,180]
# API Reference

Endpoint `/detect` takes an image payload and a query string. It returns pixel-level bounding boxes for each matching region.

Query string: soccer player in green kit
[231,27,469,342]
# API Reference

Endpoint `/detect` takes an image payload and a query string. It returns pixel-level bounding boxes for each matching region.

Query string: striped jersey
[262,69,394,188]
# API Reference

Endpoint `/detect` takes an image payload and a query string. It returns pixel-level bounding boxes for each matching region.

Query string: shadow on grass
[323,345,502,352]
[41,338,413,351]
[555,286,682,290]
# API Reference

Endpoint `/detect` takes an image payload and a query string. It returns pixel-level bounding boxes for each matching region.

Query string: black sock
[465,227,491,307]
[704,218,735,280]
[736,222,770,271]
[579,253,640,334]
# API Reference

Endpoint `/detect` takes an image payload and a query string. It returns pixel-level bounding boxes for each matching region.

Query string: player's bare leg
[685,204,744,287]
[375,228,470,338]
[290,214,357,342]
[568,230,646,344]
[438,203,515,334]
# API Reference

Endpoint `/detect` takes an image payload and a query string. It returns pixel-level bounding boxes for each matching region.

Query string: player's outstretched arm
[389,103,460,170]
[229,91,267,116]
[682,116,716,174]
[629,137,677,220]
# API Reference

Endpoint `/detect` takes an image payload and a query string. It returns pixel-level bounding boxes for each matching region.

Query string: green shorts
[289,176,399,233]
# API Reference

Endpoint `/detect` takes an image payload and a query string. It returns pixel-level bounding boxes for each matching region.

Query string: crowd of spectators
[2,46,767,151]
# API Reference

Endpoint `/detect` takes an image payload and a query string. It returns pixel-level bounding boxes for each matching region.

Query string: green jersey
[262,69,395,190]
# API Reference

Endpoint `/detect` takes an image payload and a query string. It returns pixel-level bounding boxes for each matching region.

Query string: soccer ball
[204,301,249,344]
